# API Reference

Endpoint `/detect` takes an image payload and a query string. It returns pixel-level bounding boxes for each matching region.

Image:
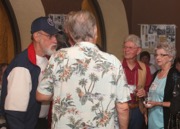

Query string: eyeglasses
[123,46,139,50]
[154,54,169,57]
[38,32,57,39]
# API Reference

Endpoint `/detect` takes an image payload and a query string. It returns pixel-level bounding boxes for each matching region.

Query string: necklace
[158,69,170,79]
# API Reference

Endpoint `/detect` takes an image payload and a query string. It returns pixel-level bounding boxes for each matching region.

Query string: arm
[146,101,170,108]
[116,102,129,129]
[157,101,170,107]
[4,67,32,129]
[36,68,54,102]
[36,54,58,102]
[36,90,52,102]
[36,77,53,102]
[116,61,130,128]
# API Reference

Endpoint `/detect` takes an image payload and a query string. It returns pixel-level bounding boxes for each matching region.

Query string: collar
[122,59,142,70]
[74,42,98,48]
[27,43,36,65]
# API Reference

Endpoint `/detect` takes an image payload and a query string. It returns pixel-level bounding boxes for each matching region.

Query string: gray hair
[64,10,97,43]
[155,41,176,60]
[124,34,141,47]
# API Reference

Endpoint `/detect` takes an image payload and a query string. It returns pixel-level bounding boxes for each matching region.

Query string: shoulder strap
[137,61,146,89]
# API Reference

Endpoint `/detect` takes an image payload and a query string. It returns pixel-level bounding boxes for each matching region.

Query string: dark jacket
[170,73,180,115]
[153,67,177,129]
[1,43,41,129]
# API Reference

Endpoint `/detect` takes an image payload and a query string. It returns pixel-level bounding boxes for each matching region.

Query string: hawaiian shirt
[37,42,131,129]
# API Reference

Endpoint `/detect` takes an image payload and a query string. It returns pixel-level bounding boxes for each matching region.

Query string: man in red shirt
[122,34,152,129]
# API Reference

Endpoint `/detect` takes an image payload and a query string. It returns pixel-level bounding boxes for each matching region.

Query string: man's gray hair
[64,10,97,43]
[124,34,141,47]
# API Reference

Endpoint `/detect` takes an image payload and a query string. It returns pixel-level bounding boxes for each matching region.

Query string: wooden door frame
[1,0,21,55]
[91,0,106,51]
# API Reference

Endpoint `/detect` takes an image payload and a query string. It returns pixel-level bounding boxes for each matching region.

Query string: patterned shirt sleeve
[111,58,131,103]
[113,58,131,103]
[37,54,58,96]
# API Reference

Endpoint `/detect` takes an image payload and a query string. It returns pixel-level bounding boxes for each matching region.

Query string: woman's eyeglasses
[154,54,169,57]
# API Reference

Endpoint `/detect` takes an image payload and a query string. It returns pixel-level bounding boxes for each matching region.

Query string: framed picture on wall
[140,24,176,53]
[48,14,67,31]
[48,14,70,49]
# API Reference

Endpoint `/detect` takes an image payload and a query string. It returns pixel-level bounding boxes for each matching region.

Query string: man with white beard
[1,16,59,129]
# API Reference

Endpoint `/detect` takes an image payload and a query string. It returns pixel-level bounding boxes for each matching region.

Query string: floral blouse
[37,42,130,129]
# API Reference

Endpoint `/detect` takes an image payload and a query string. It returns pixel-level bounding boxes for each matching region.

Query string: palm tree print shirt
[37,42,131,129]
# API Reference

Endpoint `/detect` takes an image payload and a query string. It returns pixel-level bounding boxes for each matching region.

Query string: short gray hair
[64,10,97,43]
[155,41,176,60]
[124,34,141,47]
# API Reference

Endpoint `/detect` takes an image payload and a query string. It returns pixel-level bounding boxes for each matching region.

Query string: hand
[144,101,152,108]
[136,88,146,98]
[144,101,158,108]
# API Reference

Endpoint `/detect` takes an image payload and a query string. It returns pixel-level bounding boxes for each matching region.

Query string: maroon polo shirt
[122,59,152,104]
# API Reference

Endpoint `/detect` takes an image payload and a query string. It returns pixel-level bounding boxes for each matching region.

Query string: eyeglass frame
[123,45,139,50]
[38,32,57,39]
[154,53,169,57]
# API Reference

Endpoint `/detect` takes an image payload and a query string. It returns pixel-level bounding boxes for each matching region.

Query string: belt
[128,103,139,109]
[38,117,48,121]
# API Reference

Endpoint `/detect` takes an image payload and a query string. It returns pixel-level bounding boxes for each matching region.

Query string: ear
[33,32,40,41]
[93,26,98,43]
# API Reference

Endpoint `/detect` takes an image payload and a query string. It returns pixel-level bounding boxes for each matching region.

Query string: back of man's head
[64,10,97,43]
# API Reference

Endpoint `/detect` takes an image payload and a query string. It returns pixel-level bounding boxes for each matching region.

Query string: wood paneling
[0,1,14,63]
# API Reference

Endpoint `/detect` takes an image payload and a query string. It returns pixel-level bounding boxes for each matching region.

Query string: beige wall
[9,0,45,50]
[97,0,128,59]
[9,0,128,60]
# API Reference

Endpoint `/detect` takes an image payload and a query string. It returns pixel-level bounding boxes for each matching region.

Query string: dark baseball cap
[31,16,59,35]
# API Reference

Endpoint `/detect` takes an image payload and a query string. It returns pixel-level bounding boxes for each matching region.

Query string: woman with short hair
[144,41,176,129]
